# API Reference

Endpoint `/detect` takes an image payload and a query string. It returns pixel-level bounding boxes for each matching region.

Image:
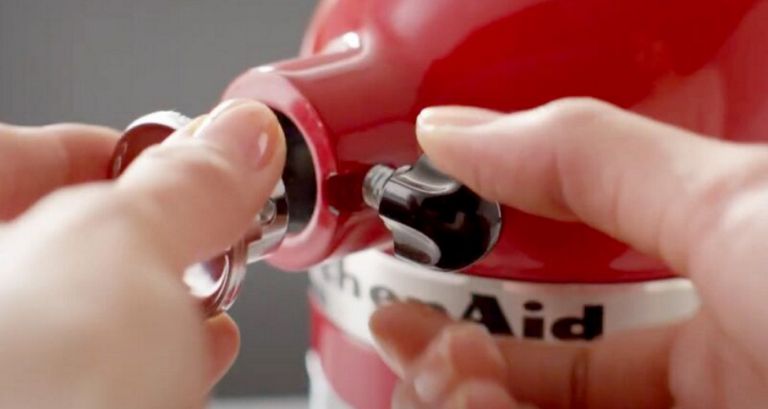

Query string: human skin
[3,95,765,408]
[0,100,285,409]
[371,99,768,409]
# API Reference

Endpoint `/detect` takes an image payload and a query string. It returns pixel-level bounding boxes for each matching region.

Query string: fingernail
[369,302,451,378]
[185,115,207,135]
[449,325,506,375]
[197,99,251,132]
[417,106,503,132]
[412,338,454,405]
[370,324,407,377]
[194,99,280,170]
[164,115,207,144]
[412,325,503,405]
[444,381,517,409]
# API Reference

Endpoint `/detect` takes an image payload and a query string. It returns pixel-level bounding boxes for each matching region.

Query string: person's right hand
[371,98,768,408]
[0,100,285,409]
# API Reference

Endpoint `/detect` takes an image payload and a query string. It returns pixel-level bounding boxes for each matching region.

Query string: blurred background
[0,0,317,399]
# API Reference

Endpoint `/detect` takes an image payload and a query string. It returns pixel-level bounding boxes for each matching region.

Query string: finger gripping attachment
[363,156,502,271]
[110,111,288,316]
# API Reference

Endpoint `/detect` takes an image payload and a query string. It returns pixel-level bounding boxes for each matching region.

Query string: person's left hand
[0,100,286,408]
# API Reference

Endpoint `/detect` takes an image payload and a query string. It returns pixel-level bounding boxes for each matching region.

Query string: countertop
[211,398,307,409]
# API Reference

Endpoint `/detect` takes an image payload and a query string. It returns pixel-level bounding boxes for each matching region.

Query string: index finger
[416,98,766,276]
[0,123,118,219]
[17,100,286,274]
[415,98,768,366]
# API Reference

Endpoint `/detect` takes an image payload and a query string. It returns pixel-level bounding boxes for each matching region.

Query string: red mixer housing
[222,0,767,283]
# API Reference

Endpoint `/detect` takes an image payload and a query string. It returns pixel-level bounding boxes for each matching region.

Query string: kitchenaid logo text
[314,260,604,341]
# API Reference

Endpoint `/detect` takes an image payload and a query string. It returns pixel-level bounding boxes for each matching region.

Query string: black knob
[363,156,502,271]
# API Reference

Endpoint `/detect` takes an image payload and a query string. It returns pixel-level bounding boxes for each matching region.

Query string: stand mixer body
[221,1,768,407]
[114,1,768,407]
[224,0,765,283]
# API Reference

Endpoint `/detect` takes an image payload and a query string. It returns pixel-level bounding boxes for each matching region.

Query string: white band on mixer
[309,249,700,344]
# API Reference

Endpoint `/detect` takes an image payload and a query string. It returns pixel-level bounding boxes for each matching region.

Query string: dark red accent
[109,124,173,178]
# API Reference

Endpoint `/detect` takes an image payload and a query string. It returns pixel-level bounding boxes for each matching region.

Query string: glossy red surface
[309,295,396,409]
[223,0,768,282]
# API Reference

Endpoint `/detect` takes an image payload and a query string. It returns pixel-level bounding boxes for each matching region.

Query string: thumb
[0,100,284,409]
[112,99,286,271]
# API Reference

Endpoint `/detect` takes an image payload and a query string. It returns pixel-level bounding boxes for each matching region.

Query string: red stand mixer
[111,1,768,407]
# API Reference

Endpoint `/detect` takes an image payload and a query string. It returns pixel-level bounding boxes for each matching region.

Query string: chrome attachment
[112,110,289,316]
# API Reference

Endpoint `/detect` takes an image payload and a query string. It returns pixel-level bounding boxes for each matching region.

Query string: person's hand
[370,98,768,408]
[0,100,285,408]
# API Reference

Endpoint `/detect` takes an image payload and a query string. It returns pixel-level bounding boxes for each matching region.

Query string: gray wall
[0,0,317,397]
